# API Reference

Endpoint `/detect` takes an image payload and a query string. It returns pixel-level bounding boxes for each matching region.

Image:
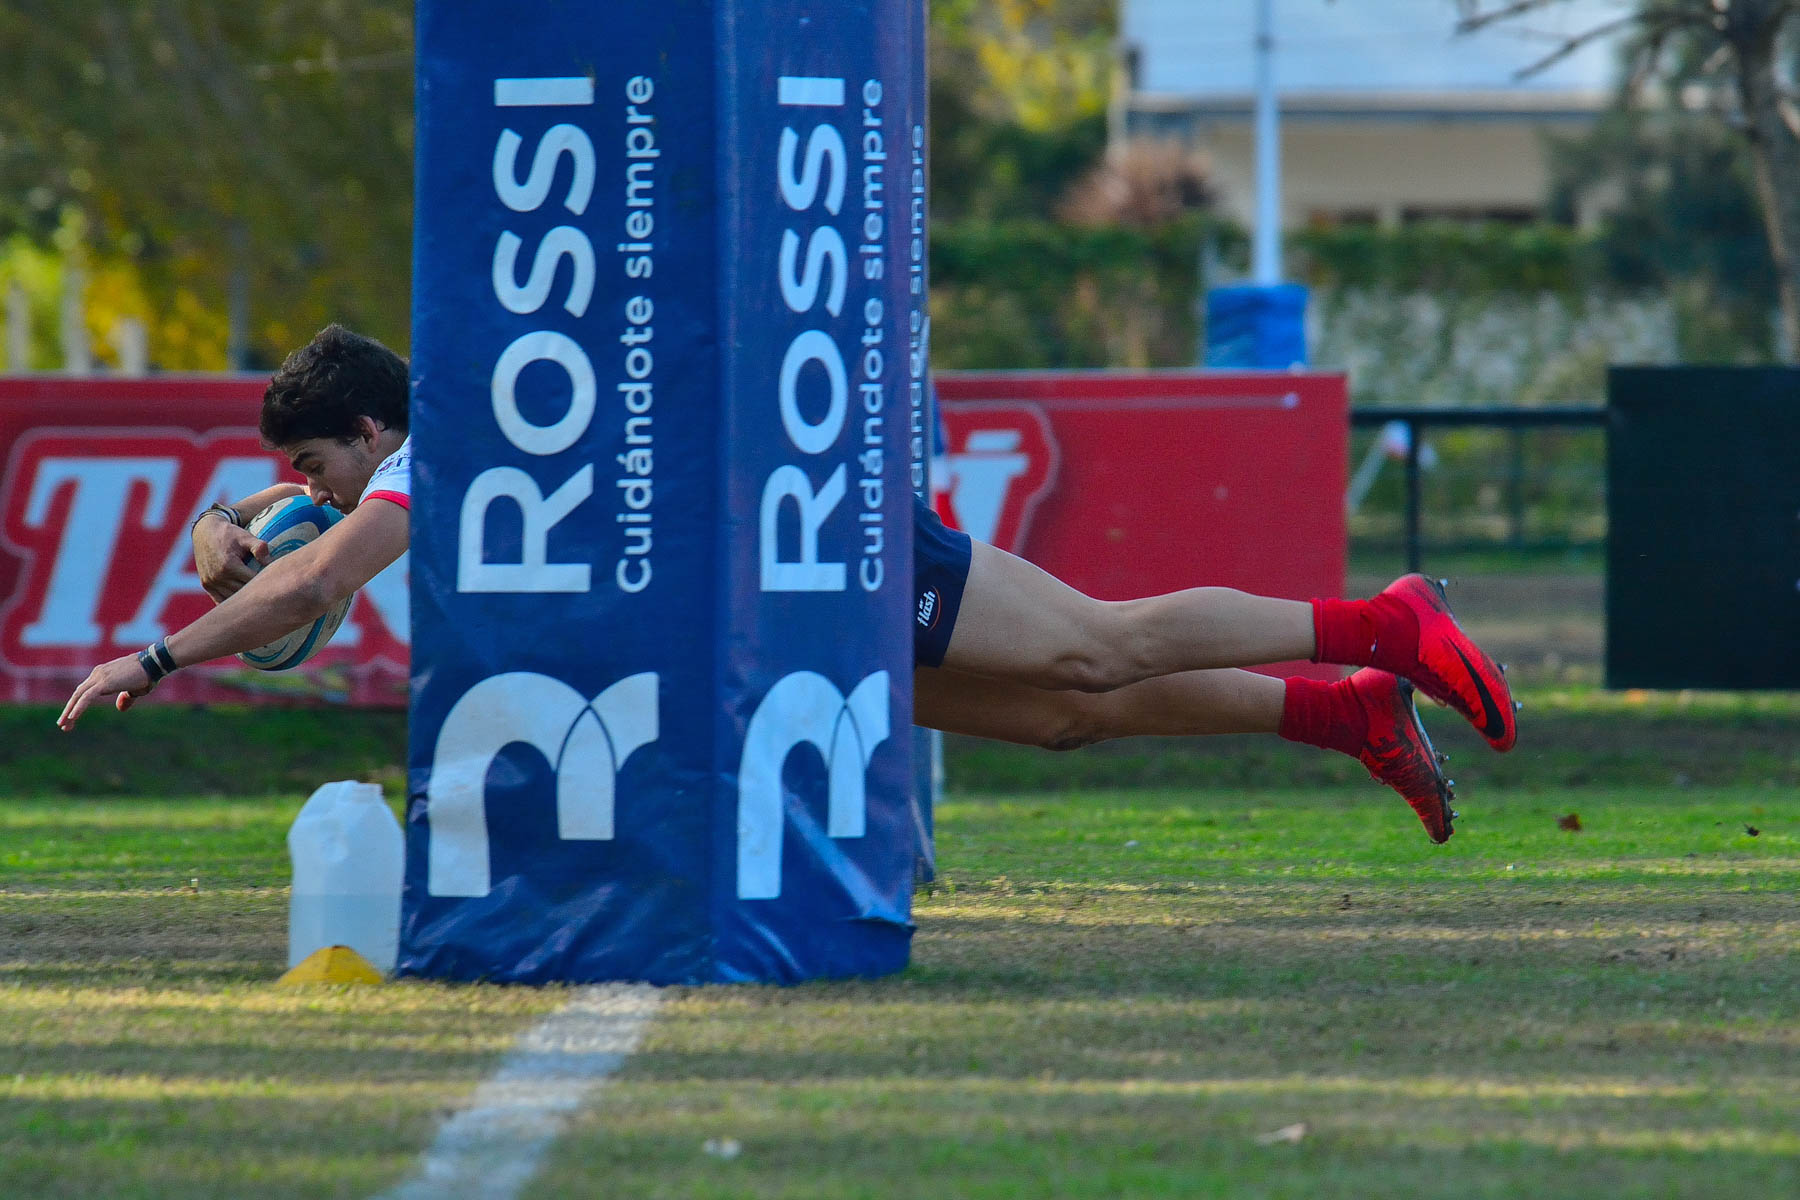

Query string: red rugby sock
[1277,675,1367,757]
[1309,595,1418,672]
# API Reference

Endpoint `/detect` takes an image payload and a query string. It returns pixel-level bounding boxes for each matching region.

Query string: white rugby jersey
[362,436,412,510]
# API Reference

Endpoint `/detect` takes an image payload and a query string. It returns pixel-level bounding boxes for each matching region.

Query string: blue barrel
[1204,283,1309,369]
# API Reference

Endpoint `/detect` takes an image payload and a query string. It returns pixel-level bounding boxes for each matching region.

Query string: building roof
[1123,0,1632,108]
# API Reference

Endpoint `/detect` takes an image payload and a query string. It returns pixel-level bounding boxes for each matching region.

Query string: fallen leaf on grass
[1557,813,1582,832]
[1256,1123,1307,1145]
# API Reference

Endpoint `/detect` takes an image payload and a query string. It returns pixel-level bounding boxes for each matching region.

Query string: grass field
[4,694,1799,1198]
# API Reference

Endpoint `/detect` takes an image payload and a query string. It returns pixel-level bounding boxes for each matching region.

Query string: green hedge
[927,217,1768,370]
[1291,222,1600,295]
[926,217,1759,555]
[928,217,1224,368]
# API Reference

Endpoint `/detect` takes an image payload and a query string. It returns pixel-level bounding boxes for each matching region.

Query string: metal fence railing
[1348,406,1610,573]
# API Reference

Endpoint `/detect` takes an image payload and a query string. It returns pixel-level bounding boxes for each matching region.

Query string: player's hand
[58,654,156,730]
[193,518,270,601]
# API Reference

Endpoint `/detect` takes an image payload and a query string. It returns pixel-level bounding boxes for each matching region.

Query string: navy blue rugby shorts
[913,491,972,668]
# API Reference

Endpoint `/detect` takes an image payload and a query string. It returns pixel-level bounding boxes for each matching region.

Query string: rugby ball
[234,497,355,671]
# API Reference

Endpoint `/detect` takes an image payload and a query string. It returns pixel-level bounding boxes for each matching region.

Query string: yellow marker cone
[276,944,386,986]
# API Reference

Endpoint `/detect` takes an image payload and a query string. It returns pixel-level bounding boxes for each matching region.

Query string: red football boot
[1370,575,1517,751]
[1348,668,1458,844]
[1313,575,1519,751]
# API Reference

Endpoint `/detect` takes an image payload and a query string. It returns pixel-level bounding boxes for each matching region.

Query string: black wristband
[139,638,179,683]
[191,503,243,535]
[151,638,178,674]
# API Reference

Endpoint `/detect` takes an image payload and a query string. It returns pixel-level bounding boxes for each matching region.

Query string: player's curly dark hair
[260,324,409,447]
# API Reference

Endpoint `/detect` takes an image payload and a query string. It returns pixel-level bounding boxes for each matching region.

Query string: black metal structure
[1606,368,1800,689]
[1349,406,1608,573]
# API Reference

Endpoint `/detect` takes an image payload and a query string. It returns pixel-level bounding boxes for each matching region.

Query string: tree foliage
[0,0,1125,364]
[1546,106,1777,358]
[929,0,1116,220]
[1456,0,1800,360]
[0,1,414,365]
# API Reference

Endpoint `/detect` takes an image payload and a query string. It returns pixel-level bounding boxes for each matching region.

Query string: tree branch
[1507,14,1640,79]
[1457,1,1726,83]
[1454,0,1571,35]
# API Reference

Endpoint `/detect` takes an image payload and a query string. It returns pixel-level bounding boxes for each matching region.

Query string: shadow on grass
[7,878,1800,1199]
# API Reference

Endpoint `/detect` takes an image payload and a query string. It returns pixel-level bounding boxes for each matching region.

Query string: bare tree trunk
[1729,0,1800,362]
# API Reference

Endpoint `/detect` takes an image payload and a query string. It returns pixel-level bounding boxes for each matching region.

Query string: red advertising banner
[1,370,1343,706]
[934,370,1347,677]
[0,377,409,707]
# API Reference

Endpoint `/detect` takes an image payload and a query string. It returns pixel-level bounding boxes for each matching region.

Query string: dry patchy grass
[539,787,1800,1199]
[5,785,1799,1198]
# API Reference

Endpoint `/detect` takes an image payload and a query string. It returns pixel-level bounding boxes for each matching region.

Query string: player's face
[281,424,382,512]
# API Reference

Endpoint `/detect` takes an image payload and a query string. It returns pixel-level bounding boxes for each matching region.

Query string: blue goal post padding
[404,0,929,984]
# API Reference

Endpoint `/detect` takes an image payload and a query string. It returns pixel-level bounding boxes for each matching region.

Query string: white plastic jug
[287,780,405,972]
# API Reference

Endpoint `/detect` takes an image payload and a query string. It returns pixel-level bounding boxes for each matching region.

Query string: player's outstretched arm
[167,497,408,667]
[57,499,408,730]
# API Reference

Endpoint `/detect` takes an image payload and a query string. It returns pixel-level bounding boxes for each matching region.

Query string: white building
[1120,0,1633,229]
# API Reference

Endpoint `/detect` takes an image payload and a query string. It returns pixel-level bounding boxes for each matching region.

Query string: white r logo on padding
[426,671,659,897]
[736,670,890,899]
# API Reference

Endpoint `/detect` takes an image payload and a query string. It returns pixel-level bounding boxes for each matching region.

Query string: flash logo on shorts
[916,587,939,629]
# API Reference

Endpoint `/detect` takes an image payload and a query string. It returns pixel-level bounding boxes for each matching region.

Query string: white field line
[376,983,663,1200]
